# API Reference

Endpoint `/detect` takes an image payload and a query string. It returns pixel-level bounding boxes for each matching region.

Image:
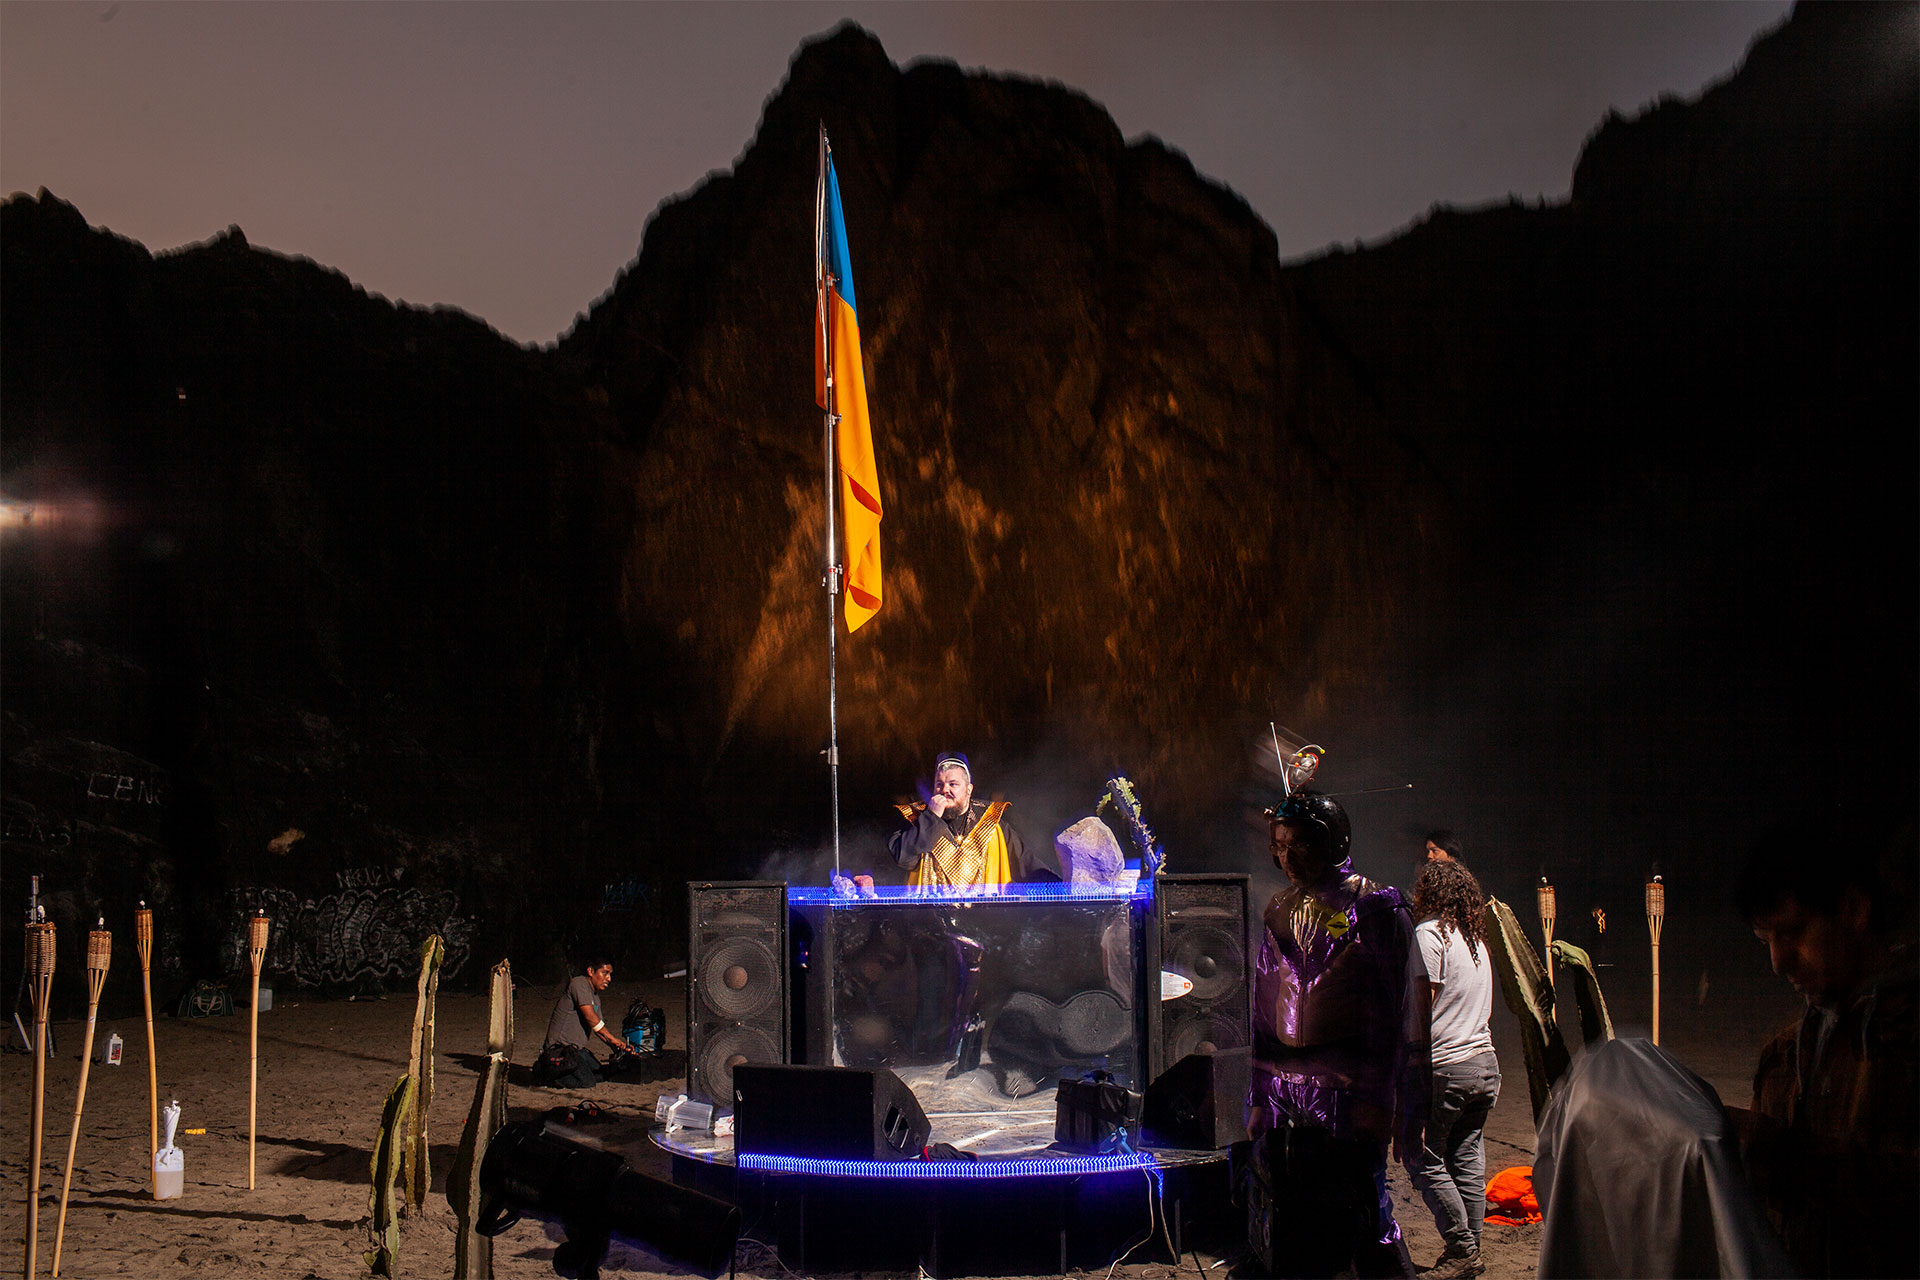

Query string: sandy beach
[3,971,1797,1279]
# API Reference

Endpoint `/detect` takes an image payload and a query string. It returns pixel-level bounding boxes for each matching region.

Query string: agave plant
[450,959,516,1279]
[365,1073,415,1277]
[1483,897,1614,1124]
[401,934,447,1214]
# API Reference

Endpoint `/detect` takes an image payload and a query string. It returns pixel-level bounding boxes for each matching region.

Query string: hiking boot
[1423,1246,1485,1280]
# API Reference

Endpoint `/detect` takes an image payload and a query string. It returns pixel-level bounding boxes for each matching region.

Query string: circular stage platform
[654,1120,1237,1277]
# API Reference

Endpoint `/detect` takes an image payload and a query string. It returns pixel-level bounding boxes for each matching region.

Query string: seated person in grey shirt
[537,955,642,1086]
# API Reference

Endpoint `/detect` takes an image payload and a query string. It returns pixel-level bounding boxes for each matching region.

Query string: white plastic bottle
[155,1098,184,1199]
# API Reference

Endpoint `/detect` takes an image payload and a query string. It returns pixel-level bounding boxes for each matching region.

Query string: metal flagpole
[816,123,843,878]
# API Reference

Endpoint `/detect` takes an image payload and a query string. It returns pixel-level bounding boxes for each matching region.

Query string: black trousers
[1246,1123,1414,1279]
[533,1043,603,1088]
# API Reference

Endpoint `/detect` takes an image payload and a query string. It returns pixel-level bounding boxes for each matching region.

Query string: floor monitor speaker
[1142,1046,1251,1150]
[732,1064,932,1161]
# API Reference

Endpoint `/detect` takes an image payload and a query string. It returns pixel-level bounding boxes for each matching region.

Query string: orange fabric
[821,289,882,630]
[814,147,883,636]
[1484,1165,1541,1224]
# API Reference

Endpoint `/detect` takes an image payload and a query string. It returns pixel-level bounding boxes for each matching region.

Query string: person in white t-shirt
[1407,858,1500,1280]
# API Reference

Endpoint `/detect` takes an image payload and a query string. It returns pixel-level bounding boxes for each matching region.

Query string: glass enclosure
[788,884,1150,1145]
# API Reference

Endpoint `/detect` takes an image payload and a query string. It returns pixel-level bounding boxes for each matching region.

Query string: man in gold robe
[888,752,1054,889]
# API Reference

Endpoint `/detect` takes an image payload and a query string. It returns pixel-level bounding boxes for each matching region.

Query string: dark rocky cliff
[556,26,1448,854]
[1279,0,1916,889]
[2,204,593,991]
[4,2,1913,1007]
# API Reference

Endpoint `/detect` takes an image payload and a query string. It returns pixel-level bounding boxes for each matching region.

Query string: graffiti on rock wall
[600,877,649,912]
[10,738,169,808]
[84,771,166,805]
[336,867,404,889]
[2,801,74,853]
[226,885,474,987]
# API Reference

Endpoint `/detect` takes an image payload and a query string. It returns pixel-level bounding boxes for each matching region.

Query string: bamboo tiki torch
[1647,874,1666,1045]
[1537,876,1557,990]
[247,911,270,1191]
[24,920,57,1280]
[136,904,157,1197]
[53,921,110,1276]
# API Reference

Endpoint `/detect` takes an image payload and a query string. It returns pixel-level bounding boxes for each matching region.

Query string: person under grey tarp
[1534,1038,1793,1278]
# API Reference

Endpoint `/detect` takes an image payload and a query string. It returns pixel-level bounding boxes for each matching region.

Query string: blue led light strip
[736,1152,1161,1179]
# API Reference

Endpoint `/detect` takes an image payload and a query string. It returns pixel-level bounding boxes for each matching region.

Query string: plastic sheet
[1534,1038,1793,1278]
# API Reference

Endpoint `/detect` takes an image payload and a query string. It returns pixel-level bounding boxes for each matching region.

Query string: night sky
[3,1,1789,345]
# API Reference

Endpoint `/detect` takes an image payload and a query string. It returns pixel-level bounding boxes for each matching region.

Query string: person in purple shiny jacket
[1245,790,1417,1279]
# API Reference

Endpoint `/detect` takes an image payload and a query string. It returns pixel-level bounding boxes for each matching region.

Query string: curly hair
[1411,858,1487,960]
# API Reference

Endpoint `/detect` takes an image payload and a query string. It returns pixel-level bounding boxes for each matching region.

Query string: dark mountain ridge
[3,2,1912,1007]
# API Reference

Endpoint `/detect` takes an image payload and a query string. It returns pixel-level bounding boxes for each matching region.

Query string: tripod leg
[9,963,29,1053]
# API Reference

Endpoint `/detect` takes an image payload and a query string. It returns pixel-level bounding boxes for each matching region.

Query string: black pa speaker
[732,1064,932,1161]
[1142,1046,1251,1150]
[1148,873,1252,1081]
[686,881,788,1106]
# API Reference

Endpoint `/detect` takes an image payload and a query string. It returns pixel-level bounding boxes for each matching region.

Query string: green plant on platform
[450,958,516,1279]
[365,1072,415,1277]
[401,934,446,1215]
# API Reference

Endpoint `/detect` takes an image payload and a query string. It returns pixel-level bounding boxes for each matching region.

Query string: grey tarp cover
[1535,1038,1795,1278]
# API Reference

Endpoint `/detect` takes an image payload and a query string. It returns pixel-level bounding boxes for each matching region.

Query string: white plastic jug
[96,1031,124,1066]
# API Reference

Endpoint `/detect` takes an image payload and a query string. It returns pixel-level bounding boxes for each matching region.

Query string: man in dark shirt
[538,956,642,1086]
[1423,830,1465,866]
[1734,819,1918,1277]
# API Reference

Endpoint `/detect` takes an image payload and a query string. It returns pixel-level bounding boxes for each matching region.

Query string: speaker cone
[697,933,779,1020]
[696,1023,780,1104]
[1168,922,1243,1002]
[1168,1011,1248,1064]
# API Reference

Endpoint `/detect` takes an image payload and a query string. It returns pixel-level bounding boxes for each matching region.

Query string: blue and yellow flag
[815,142,883,632]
